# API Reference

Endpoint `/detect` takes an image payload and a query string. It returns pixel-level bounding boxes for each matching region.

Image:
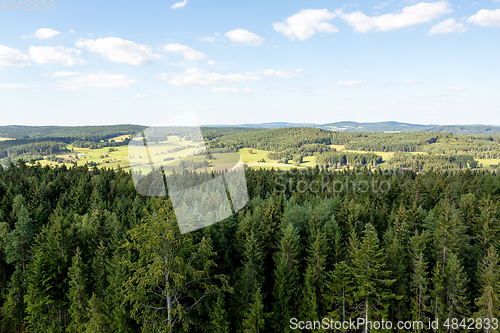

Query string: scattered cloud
[158,73,169,80]
[159,92,170,97]
[468,9,500,27]
[0,45,30,67]
[69,29,75,33]
[198,36,215,42]
[377,80,395,85]
[75,37,162,65]
[132,93,149,98]
[337,1,452,33]
[29,46,84,66]
[404,79,420,83]
[341,70,350,73]
[168,68,261,86]
[224,29,265,46]
[50,71,81,77]
[163,44,207,60]
[171,0,187,9]
[55,72,135,91]
[429,18,467,34]
[207,60,215,66]
[253,69,301,78]
[446,86,465,91]
[213,87,253,94]
[34,28,61,39]
[273,9,337,40]
[331,80,362,87]
[374,2,390,10]
[0,83,32,89]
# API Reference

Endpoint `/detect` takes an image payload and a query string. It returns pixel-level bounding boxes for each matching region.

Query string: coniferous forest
[1,159,500,332]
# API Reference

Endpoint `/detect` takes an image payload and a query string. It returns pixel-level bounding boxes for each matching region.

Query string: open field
[476,158,500,170]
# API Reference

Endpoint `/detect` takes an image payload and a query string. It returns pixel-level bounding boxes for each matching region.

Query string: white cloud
[50,71,81,77]
[198,36,215,42]
[70,29,75,33]
[374,2,390,10]
[378,80,395,85]
[257,69,301,78]
[34,28,61,39]
[272,9,338,40]
[429,18,467,34]
[224,29,265,46]
[446,86,465,91]
[171,0,187,9]
[468,9,500,27]
[0,45,30,67]
[341,70,350,73]
[132,93,149,98]
[159,92,170,97]
[168,68,261,86]
[0,83,32,89]
[29,46,84,66]
[207,60,215,66]
[163,44,207,60]
[55,72,135,91]
[331,80,362,87]
[213,87,253,94]
[158,73,169,80]
[404,79,419,83]
[75,37,162,65]
[337,1,452,33]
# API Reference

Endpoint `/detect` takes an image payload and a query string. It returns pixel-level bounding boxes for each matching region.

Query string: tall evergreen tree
[271,222,300,332]
[123,199,229,333]
[350,223,396,333]
[475,246,500,329]
[67,248,88,333]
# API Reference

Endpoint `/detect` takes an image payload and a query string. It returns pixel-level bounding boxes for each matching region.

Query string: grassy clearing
[476,158,500,171]
[238,148,275,163]
[0,137,14,141]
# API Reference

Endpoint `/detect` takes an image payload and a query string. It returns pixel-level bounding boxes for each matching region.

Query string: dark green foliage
[0,161,499,332]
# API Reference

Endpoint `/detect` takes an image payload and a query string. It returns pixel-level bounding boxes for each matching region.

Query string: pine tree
[84,293,108,333]
[67,248,88,333]
[430,262,446,333]
[324,261,354,325]
[350,223,396,333]
[444,253,470,322]
[409,232,430,329]
[210,293,230,333]
[242,287,265,333]
[123,199,229,333]
[300,226,328,321]
[271,222,300,331]
[473,197,500,254]
[475,246,500,329]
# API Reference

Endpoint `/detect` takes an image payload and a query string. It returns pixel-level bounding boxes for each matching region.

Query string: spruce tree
[444,253,470,321]
[475,246,500,328]
[210,293,230,333]
[350,223,396,333]
[272,222,300,331]
[67,248,88,333]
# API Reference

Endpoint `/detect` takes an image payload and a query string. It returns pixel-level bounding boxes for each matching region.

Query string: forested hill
[0,125,147,140]
[211,121,500,134]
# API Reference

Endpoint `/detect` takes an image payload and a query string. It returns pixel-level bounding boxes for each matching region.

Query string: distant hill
[211,121,500,135]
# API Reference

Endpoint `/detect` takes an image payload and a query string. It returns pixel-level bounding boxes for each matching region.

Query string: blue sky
[1,0,499,126]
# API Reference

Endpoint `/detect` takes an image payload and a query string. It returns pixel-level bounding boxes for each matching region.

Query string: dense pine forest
[1,159,500,332]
